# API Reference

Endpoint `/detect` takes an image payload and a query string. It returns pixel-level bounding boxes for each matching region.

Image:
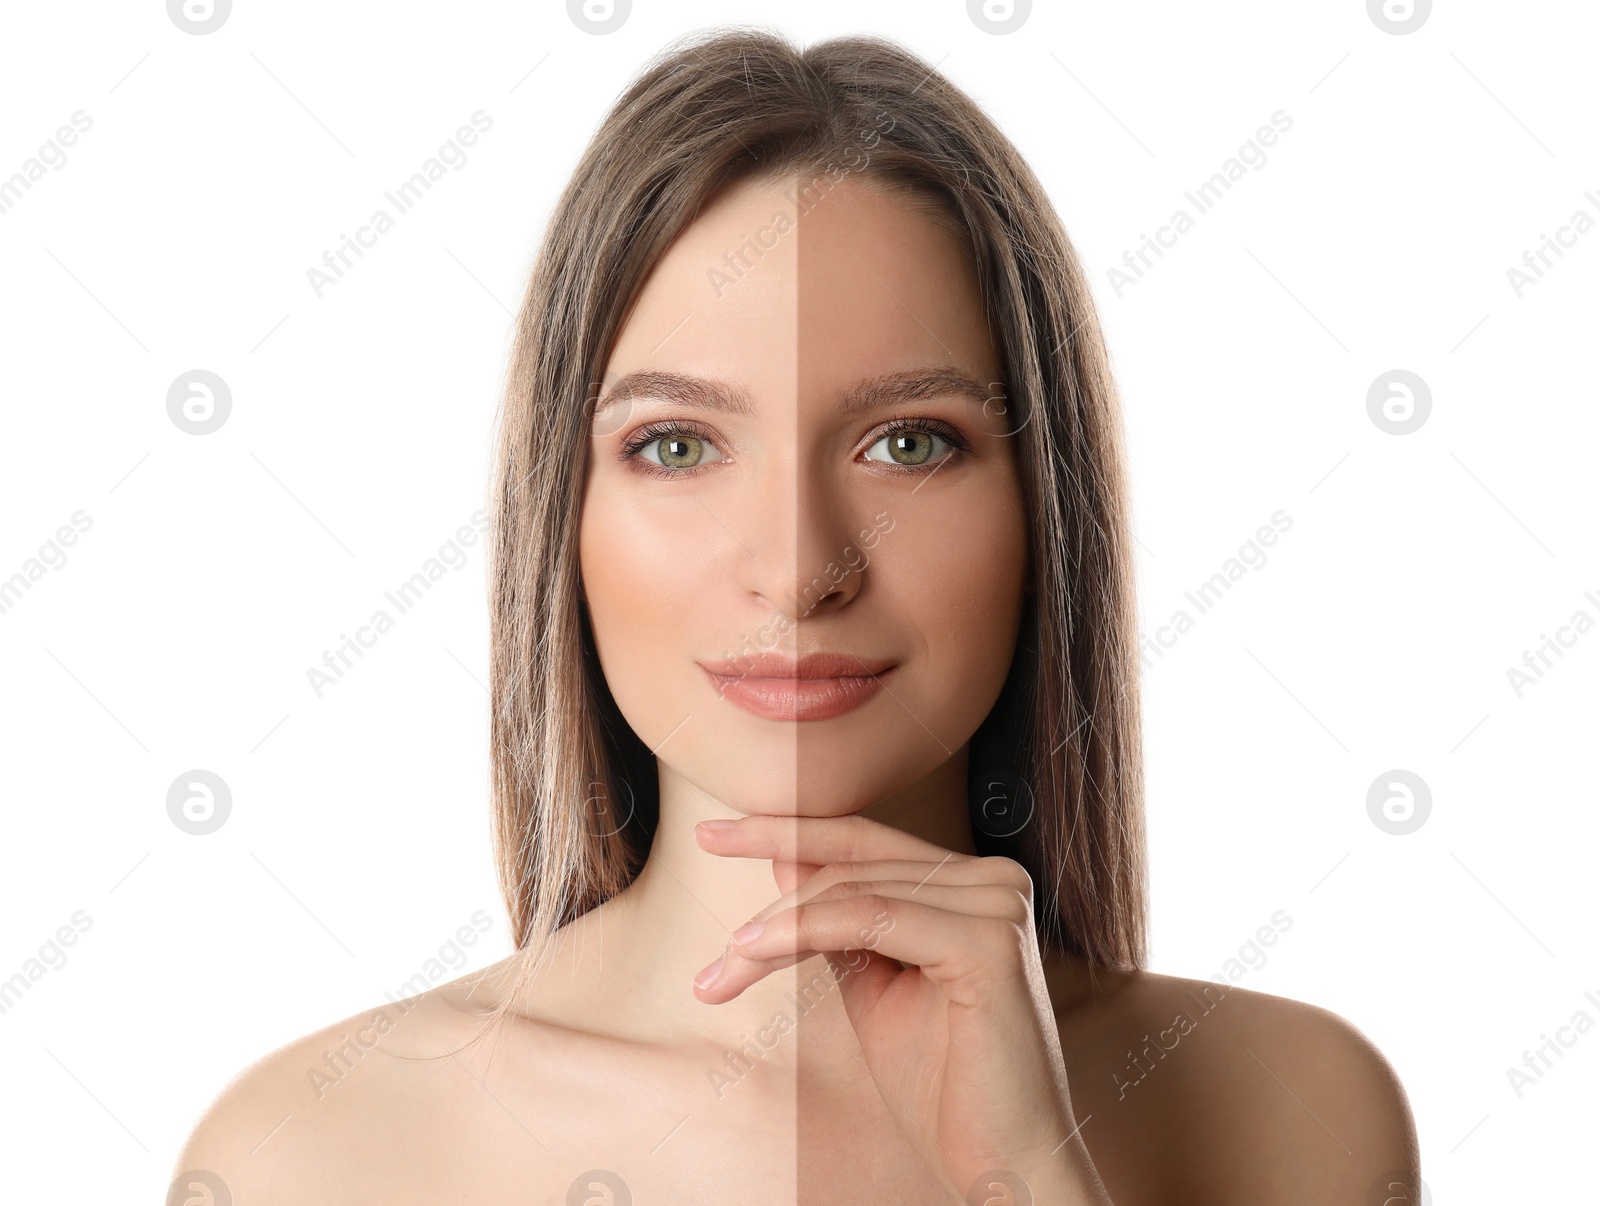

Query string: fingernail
[697,819,736,833]
[731,921,765,946]
[693,952,726,990]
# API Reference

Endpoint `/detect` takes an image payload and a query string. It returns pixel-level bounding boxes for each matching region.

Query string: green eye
[641,434,718,469]
[889,432,932,465]
[865,429,949,467]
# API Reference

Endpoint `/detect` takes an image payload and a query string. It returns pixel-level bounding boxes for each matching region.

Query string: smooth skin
[175,175,1419,1204]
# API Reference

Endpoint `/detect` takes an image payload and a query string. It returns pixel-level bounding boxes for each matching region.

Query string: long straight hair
[486,29,1147,1013]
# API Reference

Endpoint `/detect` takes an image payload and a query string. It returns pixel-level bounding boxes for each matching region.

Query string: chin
[677,744,929,818]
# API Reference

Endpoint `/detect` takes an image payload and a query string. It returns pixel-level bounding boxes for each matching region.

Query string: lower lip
[699,666,895,721]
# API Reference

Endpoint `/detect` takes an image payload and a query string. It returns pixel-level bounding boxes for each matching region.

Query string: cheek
[578,485,720,710]
[884,481,1030,704]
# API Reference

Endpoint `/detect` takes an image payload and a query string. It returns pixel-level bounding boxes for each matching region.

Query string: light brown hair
[486,28,1147,1013]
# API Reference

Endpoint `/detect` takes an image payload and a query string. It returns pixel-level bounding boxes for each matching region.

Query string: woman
[176,29,1419,1205]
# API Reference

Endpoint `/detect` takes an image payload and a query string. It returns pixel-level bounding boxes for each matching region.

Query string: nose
[734,450,865,623]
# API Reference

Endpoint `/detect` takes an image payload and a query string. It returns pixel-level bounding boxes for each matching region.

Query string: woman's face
[579,172,1031,816]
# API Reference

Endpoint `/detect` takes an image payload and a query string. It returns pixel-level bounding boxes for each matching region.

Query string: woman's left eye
[864,427,956,468]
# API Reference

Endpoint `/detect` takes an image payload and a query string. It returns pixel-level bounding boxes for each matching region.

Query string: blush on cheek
[577,493,731,752]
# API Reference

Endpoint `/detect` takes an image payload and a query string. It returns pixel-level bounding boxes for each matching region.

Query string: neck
[597,748,977,1046]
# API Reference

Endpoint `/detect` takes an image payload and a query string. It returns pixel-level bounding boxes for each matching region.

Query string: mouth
[696,652,897,722]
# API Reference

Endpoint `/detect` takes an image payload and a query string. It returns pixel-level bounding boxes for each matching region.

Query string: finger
[695,942,905,1008]
[699,879,1025,1003]
[693,908,904,1005]
[754,875,1028,930]
[699,882,934,998]
[770,859,826,897]
[695,813,977,867]
[772,853,1033,906]
[755,856,1023,915]
[706,895,1027,1008]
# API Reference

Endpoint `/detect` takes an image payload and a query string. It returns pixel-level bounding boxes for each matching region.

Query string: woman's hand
[691,813,1111,1205]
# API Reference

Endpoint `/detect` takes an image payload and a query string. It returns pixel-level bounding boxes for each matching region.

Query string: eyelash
[617,420,720,480]
[616,415,973,479]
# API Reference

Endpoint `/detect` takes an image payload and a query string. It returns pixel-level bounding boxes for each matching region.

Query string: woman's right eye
[644,435,712,468]
[626,429,724,473]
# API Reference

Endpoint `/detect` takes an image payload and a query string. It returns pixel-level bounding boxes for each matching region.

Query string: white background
[1,1,1594,1200]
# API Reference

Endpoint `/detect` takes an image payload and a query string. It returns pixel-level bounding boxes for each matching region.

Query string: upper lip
[698,652,896,679]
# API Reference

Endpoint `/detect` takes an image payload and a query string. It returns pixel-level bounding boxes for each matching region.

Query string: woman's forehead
[606,173,999,395]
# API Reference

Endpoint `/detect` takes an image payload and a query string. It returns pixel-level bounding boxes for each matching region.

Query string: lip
[699,652,896,679]
[697,652,897,721]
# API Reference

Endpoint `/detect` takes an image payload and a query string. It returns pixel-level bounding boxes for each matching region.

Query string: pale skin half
[174,174,1420,1204]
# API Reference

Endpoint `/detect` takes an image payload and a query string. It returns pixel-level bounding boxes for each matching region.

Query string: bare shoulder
[171,973,525,1204]
[1047,960,1421,1206]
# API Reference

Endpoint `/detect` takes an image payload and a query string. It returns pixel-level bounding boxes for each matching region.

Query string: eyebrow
[596,366,992,416]
[597,370,754,416]
[839,367,992,413]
